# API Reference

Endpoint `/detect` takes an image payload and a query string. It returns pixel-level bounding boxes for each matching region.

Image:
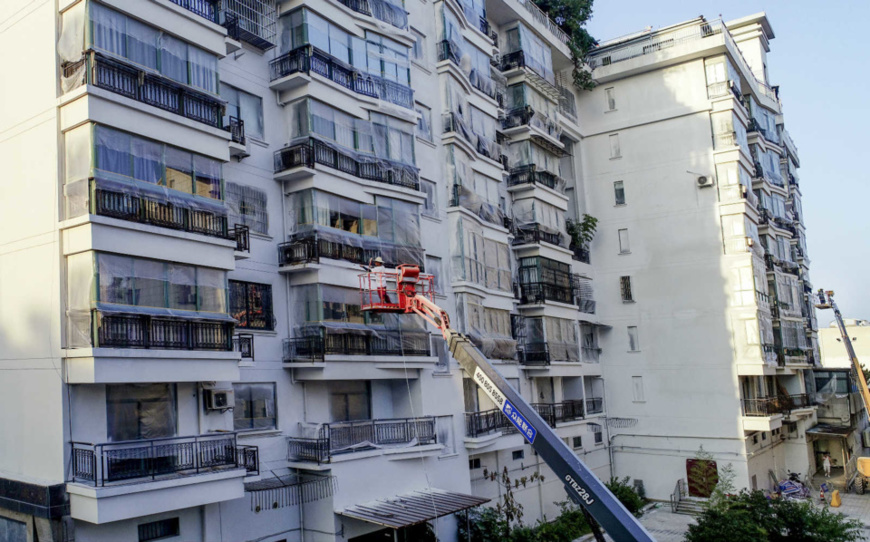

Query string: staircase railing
[669,479,685,513]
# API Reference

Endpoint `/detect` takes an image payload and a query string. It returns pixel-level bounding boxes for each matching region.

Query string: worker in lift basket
[362,257,392,305]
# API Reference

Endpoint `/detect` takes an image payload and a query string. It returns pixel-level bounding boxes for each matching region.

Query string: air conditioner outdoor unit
[697,175,714,188]
[205,389,234,411]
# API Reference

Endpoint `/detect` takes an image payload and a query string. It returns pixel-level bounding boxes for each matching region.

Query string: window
[572,436,583,449]
[229,281,274,330]
[614,181,625,205]
[107,384,177,441]
[628,326,640,351]
[416,104,433,141]
[605,87,616,111]
[609,133,621,158]
[411,28,426,64]
[594,430,603,444]
[618,228,630,254]
[422,179,438,217]
[330,381,371,421]
[221,84,264,140]
[620,276,634,302]
[0,516,27,542]
[426,255,444,294]
[512,450,525,461]
[469,458,481,469]
[233,383,277,430]
[631,376,644,402]
[226,182,269,235]
[138,518,180,542]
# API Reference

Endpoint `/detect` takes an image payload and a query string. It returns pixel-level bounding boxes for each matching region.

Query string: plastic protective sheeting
[106,384,177,442]
[459,294,516,360]
[447,146,504,227]
[513,24,554,85]
[507,83,560,139]
[451,218,511,292]
[512,199,568,247]
[59,2,86,92]
[370,0,409,31]
[225,182,268,235]
[545,317,579,362]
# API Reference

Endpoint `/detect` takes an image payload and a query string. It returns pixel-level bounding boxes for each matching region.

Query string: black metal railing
[226,116,246,145]
[517,342,550,365]
[94,310,234,351]
[499,50,526,73]
[742,397,786,416]
[465,409,513,437]
[532,399,586,426]
[506,165,565,192]
[277,231,424,269]
[234,333,254,359]
[282,331,431,362]
[70,434,256,486]
[479,16,491,35]
[338,0,373,16]
[586,397,604,415]
[571,245,591,264]
[512,225,562,247]
[287,417,436,463]
[273,138,420,191]
[168,0,219,22]
[270,46,413,109]
[517,281,574,305]
[501,106,535,130]
[68,52,223,128]
[782,393,814,410]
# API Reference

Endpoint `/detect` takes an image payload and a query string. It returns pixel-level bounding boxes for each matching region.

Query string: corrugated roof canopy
[338,488,489,529]
[806,423,852,438]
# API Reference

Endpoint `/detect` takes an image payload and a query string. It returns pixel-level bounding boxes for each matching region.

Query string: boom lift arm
[366,266,654,541]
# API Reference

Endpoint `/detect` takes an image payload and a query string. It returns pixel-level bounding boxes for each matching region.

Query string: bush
[685,490,864,542]
[605,476,646,517]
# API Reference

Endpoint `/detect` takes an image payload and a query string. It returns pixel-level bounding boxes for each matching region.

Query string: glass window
[221,84,265,140]
[233,383,277,430]
[416,104,432,141]
[168,264,197,311]
[618,229,630,253]
[605,87,616,111]
[165,147,194,194]
[609,133,621,158]
[226,182,269,235]
[126,18,159,70]
[628,326,640,351]
[106,384,177,441]
[330,381,371,421]
[160,34,188,83]
[614,181,626,205]
[631,376,644,401]
[620,276,633,302]
[230,280,274,330]
[426,255,444,294]
[422,179,437,217]
[411,28,426,63]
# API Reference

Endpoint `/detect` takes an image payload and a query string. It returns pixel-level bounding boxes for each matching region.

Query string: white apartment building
[579,14,822,501]
[0,0,606,541]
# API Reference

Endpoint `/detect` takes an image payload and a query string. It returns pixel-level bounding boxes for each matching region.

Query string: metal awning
[245,473,337,512]
[806,423,853,438]
[338,488,489,529]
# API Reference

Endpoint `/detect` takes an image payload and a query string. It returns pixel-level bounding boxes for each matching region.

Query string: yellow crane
[814,289,870,493]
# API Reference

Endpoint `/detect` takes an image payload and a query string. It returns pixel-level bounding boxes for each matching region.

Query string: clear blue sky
[584,1,870,327]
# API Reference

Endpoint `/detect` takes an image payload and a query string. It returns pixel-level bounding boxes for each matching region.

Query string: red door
[686,459,718,498]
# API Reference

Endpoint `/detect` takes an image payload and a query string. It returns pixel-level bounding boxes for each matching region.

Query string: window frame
[628,326,640,352]
[613,180,626,205]
[233,382,278,431]
[618,228,630,254]
[620,276,634,302]
[229,280,274,330]
[605,87,616,111]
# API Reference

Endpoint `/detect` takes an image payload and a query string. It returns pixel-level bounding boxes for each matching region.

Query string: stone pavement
[575,503,696,542]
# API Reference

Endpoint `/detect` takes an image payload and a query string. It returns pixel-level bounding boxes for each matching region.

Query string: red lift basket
[359,264,435,313]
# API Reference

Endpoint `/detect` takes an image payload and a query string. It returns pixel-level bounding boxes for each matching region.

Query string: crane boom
[815,290,870,425]
[403,289,654,541]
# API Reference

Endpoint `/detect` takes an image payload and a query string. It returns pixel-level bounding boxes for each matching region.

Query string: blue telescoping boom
[360,265,655,542]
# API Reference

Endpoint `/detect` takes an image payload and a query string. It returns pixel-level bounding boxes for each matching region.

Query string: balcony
[516,281,574,306]
[273,138,419,191]
[586,397,604,415]
[282,331,431,363]
[220,0,278,51]
[89,179,249,252]
[498,51,559,101]
[64,52,224,129]
[465,400,585,439]
[742,397,785,417]
[287,417,436,463]
[517,342,551,366]
[68,434,256,523]
[277,231,424,270]
[512,225,563,247]
[269,46,413,109]
[571,245,591,264]
[167,0,219,22]
[582,346,601,363]
[92,310,233,351]
[747,118,779,145]
[506,165,566,193]
[707,80,742,101]
[587,19,723,69]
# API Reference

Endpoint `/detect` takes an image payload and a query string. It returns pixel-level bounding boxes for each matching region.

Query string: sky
[583,0,870,327]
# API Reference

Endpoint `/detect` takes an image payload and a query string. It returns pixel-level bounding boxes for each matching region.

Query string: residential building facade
[581,14,822,500]
[0,0,605,541]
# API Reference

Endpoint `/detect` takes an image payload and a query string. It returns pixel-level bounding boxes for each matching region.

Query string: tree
[685,490,864,542]
[706,462,736,512]
[528,0,597,90]
[605,477,646,517]
[687,446,718,498]
[566,214,598,251]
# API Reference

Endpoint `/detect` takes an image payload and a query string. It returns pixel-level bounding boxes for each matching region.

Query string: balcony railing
[67,52,223,128]
[587,19,723,69]
[515,0,568,45]
[571,245,591,264]
[512,225,563,247]
[90,179,249,252]
[273,138,420,191]
[220,1,278,51]
[278,231,424,269]
[225,116,246,145]
[517,342,550,365]
[532,399,586,426]
[287,417,436,463]
[582,346,601,363]
[94,310,234,351]
[269,46,413,109]
[742,397,785,416]
[465,409,514,438]
[586,397,604,415]
[168,0,218,21]
[501,106,535,130]
[517,281,574,305]
[70,434,257,487]
[506,165,565,192]
[282,331,431,362]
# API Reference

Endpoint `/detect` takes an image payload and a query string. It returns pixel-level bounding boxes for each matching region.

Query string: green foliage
[685,490,864,542]
[566,214,598,249]
[605,477,646,517]
[707,462,736,512]
[528,0,597,89]
[458,507,510,542]
[688,446,719,498]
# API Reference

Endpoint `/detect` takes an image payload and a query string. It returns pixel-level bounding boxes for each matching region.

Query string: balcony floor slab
[65,348,241,384]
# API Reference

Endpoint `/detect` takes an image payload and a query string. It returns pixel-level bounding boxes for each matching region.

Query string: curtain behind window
[92,4,126,56]
[126,18,158,69]
[160,35,188,84]
[188,47,218,93]
[106,384,177,441]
